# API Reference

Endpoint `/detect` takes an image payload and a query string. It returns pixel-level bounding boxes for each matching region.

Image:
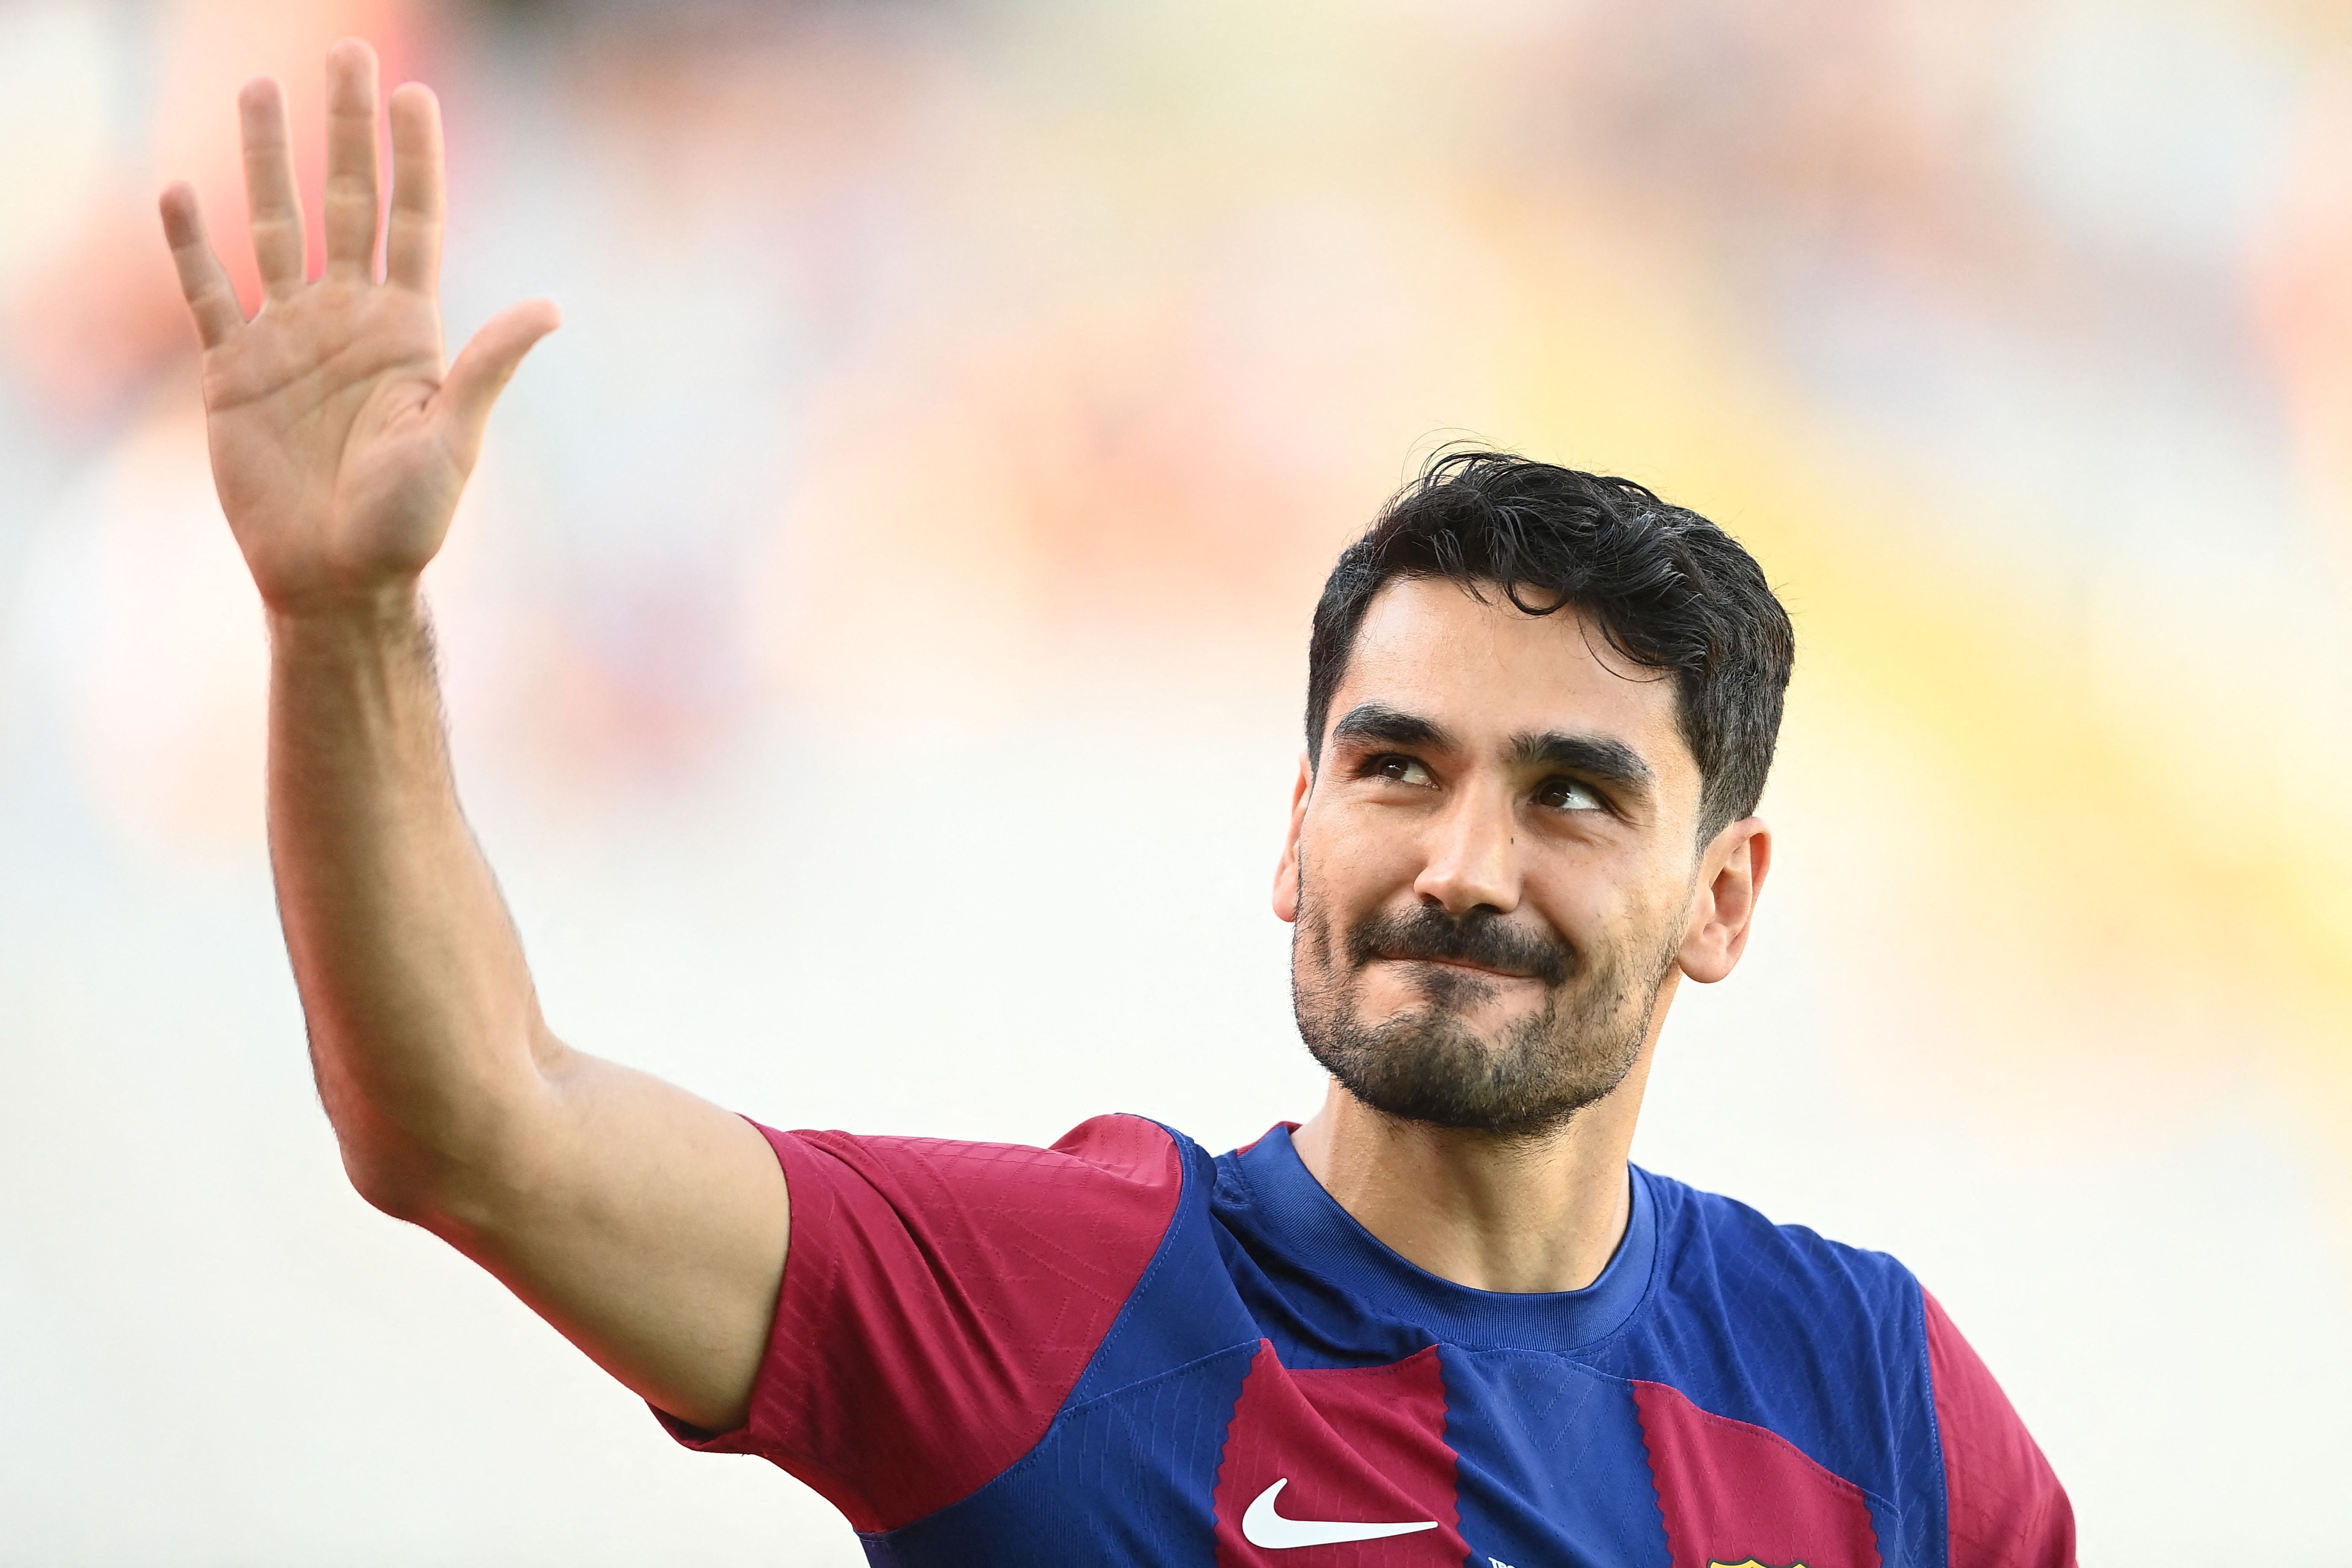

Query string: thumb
[439,299,561,468]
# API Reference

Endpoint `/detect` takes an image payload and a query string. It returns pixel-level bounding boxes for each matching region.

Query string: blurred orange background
[3,0,2349,1560]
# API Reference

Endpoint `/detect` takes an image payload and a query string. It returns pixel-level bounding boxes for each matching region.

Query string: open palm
[161,40,556,615]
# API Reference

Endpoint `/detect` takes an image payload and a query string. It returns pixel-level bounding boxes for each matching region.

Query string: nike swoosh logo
[1240,1478,1441,1549]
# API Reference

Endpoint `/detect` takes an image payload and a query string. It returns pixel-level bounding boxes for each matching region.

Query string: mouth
[1342,907,1574,990]
[1375,951,1542,982]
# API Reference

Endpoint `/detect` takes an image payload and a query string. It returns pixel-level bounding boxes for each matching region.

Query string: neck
[1288,1042,1655,1294]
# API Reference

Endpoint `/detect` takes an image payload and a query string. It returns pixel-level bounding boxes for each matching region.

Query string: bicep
[428,1049,789,1433]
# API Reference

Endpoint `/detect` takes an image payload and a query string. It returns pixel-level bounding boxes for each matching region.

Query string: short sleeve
[655,1112,1184,1533]
[1923,1290,2077,1568]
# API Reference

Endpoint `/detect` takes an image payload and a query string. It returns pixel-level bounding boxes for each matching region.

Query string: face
[1274,578,1767,1138]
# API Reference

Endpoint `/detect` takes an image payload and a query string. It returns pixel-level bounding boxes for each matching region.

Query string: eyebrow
[1511,730,1657,796]
[1329,702,1460,754]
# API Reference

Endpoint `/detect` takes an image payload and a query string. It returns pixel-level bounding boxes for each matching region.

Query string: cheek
[1529,844,1683,954]
[1294,817,1394,953]
[1303,799,1424,893]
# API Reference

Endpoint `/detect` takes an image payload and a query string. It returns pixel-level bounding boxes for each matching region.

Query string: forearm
[266,589,554,1212]
[266,588,789,1425]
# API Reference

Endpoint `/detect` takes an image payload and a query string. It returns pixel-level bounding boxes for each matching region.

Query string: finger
[439,300,561,467]
[323,39,382,280]
[238,78,305,296]
[159,183,246,348]
[385,83,444,295]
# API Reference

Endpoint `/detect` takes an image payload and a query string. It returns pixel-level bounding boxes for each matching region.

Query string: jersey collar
[1226,1123,1659,1354]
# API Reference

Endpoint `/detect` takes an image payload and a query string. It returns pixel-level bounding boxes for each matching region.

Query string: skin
[1278,579,1771,1293]
[161,41,786,1432]
[158,41,1768,1434]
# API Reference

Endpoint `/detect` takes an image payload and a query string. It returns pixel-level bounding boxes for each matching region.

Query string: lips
[1347,905,1572,989]
[1376,950,1541,982]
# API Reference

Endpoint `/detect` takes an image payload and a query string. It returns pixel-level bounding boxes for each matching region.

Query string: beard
[1291,863,1684,1139]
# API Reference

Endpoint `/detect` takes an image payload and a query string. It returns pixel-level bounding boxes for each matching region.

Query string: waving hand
[160,40,556,612]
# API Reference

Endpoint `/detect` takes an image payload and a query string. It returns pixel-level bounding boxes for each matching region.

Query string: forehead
[1335,577,1692,772]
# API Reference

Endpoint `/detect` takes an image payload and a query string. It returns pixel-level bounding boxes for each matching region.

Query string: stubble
[1291,863,1683,1139]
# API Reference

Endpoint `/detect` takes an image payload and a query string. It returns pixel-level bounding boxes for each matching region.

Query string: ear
[1677,817,1772,984]
[1271,752,1313,923]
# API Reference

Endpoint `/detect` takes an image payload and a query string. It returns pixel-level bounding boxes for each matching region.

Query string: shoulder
[1640,1167,1924,1334]
[1617,1170,1944,1557]
[771,1112,1190,1262]
[766,1113,1196,1376]
[1632,1170,1928,1410]
[782,1110,1186,1201]
[1626,1172,2076,1567]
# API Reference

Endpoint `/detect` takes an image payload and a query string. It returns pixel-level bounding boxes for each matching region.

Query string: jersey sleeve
[1923,1289,2077,1568]
[656,1112,1186,1533]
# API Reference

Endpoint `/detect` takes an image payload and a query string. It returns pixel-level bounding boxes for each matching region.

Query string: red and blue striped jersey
[664,1114,2074,1567]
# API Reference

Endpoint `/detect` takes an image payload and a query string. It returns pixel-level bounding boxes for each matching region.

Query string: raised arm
[160,40,787,1432]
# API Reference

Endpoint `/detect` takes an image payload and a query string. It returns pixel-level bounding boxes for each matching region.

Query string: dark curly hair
[1306,451,1795,842]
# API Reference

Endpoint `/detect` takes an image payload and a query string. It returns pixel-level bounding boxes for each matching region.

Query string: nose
[1412,786,1521,917]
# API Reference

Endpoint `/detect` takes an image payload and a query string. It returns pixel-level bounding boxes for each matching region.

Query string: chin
[1381,976,1548,1037]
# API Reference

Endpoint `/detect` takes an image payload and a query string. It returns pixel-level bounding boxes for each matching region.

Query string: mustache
[1345,904,1573,988]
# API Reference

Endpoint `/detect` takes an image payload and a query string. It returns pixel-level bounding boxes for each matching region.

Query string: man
[159,40,2074,1568]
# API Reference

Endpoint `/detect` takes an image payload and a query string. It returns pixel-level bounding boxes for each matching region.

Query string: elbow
[318,1059,556,1230]
[339,1140,448,1227]
[330,1100,542,1239]
[330,1106,485,1230]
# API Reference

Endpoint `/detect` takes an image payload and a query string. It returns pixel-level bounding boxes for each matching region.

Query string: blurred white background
[4,0,2351,1560]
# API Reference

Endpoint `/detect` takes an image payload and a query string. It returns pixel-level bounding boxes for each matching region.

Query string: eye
[1536,777,1605,813]
[1369,754,1436,788]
